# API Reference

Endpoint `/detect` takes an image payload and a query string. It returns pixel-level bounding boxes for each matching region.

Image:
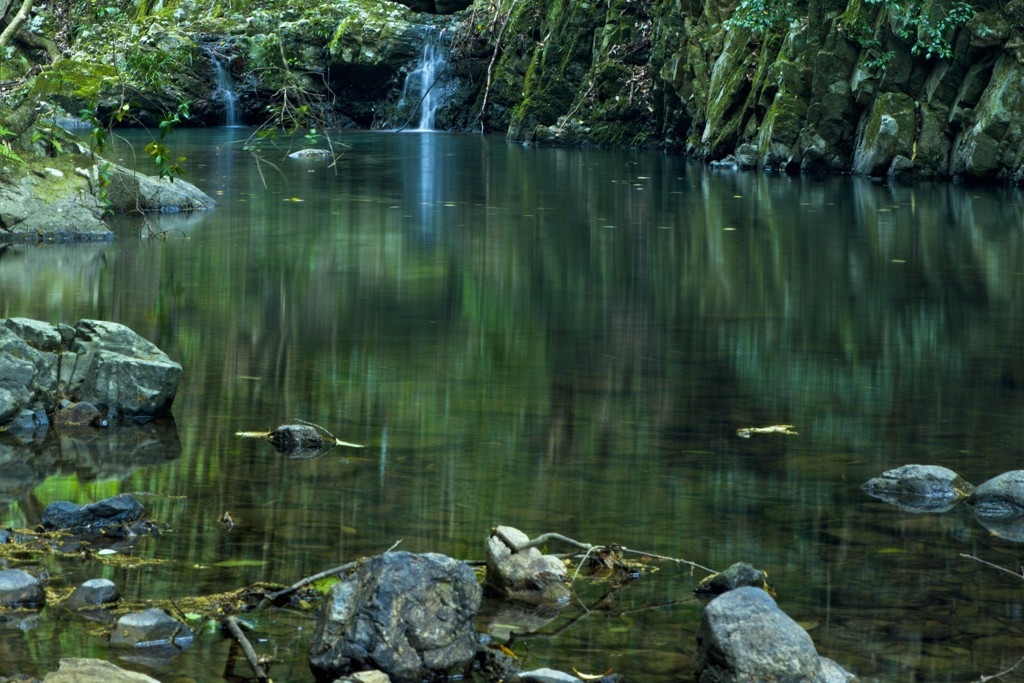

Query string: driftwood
[255,539,402,611]
[492,528,715,575]
[224,615,269,683]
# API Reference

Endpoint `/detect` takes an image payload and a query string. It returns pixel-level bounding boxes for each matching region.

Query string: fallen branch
[255,539,402,611]
[224,616,269,683]
[978,656,1024,682]
[961,553,1024,581]
[493,529,716,575]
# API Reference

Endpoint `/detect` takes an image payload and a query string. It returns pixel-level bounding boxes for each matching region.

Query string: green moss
[31,60,119,102]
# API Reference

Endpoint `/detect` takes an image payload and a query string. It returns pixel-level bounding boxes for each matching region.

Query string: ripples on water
[2,129,1024,680]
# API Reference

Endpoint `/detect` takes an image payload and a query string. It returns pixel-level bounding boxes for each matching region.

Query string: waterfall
[206,46,240,127]
[398,30,449,131]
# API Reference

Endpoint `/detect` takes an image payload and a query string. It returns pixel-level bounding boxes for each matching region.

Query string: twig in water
[977,656,1024,682]
[961,553,1024,580]
[224,615,270,683]
[255,539,402,611]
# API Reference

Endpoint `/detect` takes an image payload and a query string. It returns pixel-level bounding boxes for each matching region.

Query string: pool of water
[2,128,1024,681]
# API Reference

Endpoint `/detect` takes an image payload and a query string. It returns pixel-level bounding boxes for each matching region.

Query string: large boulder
[694,587,856,683]
[862,464,974,512]
[0,318,182,425]
[104,163,217,214]
[309,551,481,682]
[0,173,112,243]
[485,526,570,606]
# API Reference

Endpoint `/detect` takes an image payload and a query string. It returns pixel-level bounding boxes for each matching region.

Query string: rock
[53,402,105,428]
[0,568,46,608]
[335,672,393,683]
[0,174,112,243]
[105,163,217,213]
[42,657,162,682]
[694,587,856,683]
[270,424,324,453]
[309,551,481,682]
[862,464,974,512]
[694,562,774,597]
[0,318,182,426]
[485,526,569,606]
[63,319,182,418]
[967,470,1024,519]
[477,645,522,681]
[66,578,120,609]
[109,608,191,648]
[287,148,334,158]
[41,494,144,536]
[852,92,916,177]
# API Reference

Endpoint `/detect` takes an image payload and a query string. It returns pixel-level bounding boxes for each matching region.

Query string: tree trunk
[0,0,35,51]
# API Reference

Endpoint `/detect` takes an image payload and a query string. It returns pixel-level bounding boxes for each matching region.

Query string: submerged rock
[309,551,480,682]
[694,587,855,683]
[695,562,774,597]
[967,471,1024,519]
[862,464,973,512]
[0,568,46,608]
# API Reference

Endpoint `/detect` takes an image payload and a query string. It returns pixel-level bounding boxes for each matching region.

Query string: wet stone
[109,608,191,648]
[41,494,144,535]
[968,470,1024,519]
[862,464,973,512]
[270,424,324,452]
[695,562,774,597]
[66,578,120,609]
[0,569,45,608]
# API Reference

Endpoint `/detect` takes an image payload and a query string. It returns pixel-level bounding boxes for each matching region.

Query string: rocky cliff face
[453,0,1024,183]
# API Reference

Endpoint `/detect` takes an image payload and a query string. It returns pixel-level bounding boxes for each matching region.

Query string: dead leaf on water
[736,425,798,438]
[574,668,614,680]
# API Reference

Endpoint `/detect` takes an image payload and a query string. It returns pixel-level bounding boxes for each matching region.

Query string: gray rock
[270,424,324,452]
[0,568,45,608]
[109,608,191,648]
[485,526,570,606]
[105,163,217,213]
[862,464,973,512]
[335,672,393,683]
[694,587,855,683]
[309,551,481,682]
[0,318,182,425]
[64,319,182,417]
[287,148,334,158]
[968,470,1024,519]
[66,578,120,609]
[53,401,105,428]
[42,657,163,682]
[42,494,144,535]
[0,176,112,243]
[852,92,916,177]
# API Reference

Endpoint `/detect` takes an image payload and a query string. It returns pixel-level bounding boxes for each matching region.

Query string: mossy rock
[695,562,775,597]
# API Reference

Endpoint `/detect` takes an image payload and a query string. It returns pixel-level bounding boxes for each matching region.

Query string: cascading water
[206,46,240,127]
[398,29,449,131]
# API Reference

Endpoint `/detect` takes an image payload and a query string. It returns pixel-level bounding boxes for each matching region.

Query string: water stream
[3,129,1024,681]
[397,29,449,131]
[206,46,240,127]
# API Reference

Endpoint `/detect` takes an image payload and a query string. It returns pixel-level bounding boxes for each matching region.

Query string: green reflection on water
[2,130,1024,680]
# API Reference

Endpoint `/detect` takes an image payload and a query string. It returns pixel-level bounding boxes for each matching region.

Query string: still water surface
[2,129,1024,681]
